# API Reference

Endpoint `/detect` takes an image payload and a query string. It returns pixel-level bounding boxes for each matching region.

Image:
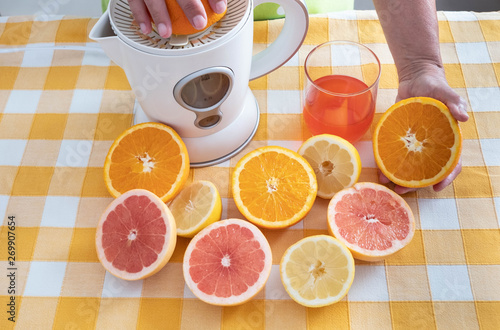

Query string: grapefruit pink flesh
[189,224,265,297]
[328,182,415,261]
[333,188,411,250]
[96,189,177,280]
[102,194,166,273]
[183,219,272,306]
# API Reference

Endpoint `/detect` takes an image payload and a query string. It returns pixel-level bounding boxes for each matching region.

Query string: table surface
[1,10,499,330]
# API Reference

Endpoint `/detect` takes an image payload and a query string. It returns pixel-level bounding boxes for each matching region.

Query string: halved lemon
[169,180,222,238]
[298,134,362,199]
[280,235,355,307]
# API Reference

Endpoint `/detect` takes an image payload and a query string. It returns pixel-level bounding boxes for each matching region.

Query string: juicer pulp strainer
[90,0,309,167]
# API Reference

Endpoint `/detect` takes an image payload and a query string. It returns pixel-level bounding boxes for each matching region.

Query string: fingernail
[157,23,170,38]
[139,23,148,34]
[192,15,207,30]
[215,1,226,14]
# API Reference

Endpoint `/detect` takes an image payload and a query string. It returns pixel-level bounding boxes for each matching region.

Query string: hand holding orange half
[379,67,469,194]
[373,97,463,194]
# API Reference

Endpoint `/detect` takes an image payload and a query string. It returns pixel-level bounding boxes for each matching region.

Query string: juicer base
[133,89,260,167]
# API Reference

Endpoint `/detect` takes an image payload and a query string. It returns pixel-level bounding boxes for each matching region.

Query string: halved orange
[373,97,462,188]
[231,146,317,229]
[164,0,227,35]
[103,122,190,202]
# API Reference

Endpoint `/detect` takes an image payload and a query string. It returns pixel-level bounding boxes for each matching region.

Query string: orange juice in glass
[303,41,381,143]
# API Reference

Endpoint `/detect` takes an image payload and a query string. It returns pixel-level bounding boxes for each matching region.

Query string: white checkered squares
[480,139,500,166]
[82,49,112,67]
[329,10,357,20]
[24,261,67,296]
[427,265,474,301]
[283,52,300,67]
[348,265,389,302]
[444,11,478,22]
[101,272,143,298]
[467,87,500,112]
[183,282,197,299]
[494,197,500,227]
[4,90,42,114]
[355,141,376,168]
[69,89,104,113]
[487,42,500,63]
[0,195,9,225]
[220,198,229,220]
[418,198,460,230]
[267,90,301,114]
[56,140,92,167]
[456,42,491,64]
[355,10,378,21]
[265,265,290,300]
[40,196,80,227]
[440,43,460,64]
[0,140,27,166]
[288,217,304,230]
[331,43,362,67]
[212,160,230,168]
[364,44,394,65]
[21,49,54,67]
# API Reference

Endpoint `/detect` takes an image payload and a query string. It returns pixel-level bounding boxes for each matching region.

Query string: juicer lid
[109,0,250,55]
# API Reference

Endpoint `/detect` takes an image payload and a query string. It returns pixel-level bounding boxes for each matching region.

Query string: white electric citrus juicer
[90,0,308,167]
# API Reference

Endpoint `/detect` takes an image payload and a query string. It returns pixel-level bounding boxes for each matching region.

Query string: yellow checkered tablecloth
[1,10,500,329]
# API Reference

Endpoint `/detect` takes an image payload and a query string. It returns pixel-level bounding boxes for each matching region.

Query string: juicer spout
[89,10,124,67]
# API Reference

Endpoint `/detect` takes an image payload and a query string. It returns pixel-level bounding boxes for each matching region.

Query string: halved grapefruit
[95,189,177,280]
[327,182,415,261]
[183,219,272,306]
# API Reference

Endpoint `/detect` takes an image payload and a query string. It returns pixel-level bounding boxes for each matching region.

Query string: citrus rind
[183,218,272,306]
[298,134,362,199]
[327,182,416,262]
[103,122,190,202]
[280,235,355,308]
[95,189,177,280]
[373,97,462,188]
[231,146,318,229]
[169,180,222,238]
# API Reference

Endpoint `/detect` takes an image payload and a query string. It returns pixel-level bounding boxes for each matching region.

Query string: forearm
[372,0,443,81]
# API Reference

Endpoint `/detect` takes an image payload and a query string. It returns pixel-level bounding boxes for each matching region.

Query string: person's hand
[379,64,469,194]
[128,0,227,38]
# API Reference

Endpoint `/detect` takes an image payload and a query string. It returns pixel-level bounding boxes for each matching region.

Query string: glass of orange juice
[303,41,381,143]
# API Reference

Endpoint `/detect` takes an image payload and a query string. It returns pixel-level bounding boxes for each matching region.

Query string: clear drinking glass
[303,40,381,143]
